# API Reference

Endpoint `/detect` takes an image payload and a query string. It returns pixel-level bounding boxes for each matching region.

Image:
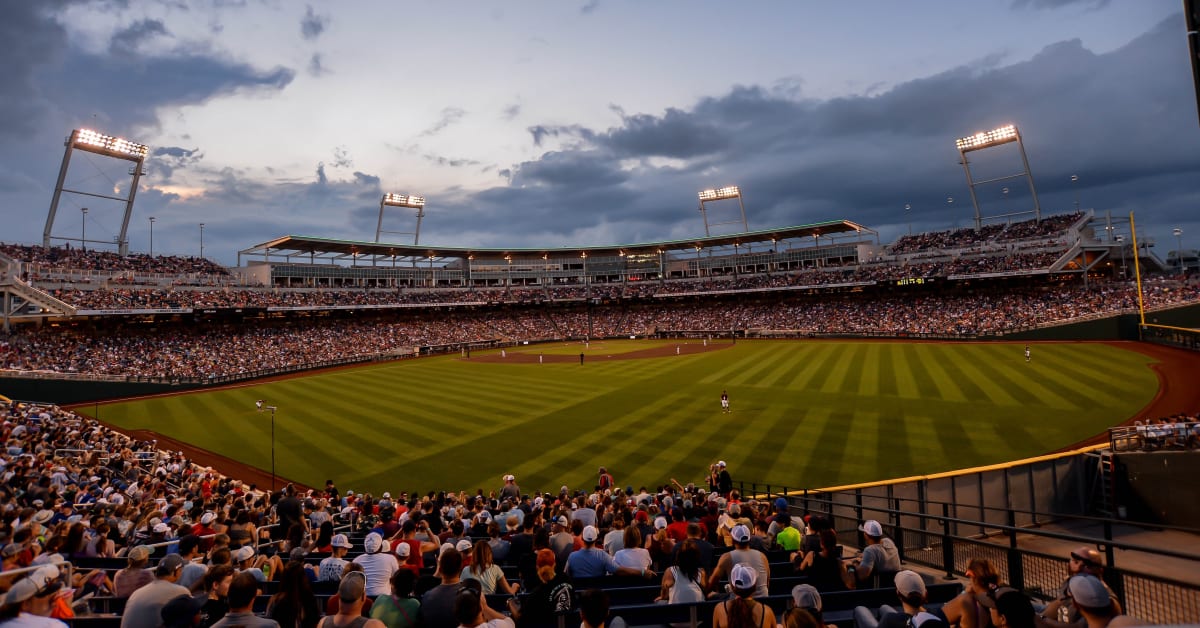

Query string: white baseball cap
[859,520,884,537]
[581,525,599,542]
[730,563,757,590]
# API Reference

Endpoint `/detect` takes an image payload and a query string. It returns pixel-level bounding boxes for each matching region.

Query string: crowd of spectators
[38,250,1073,312]
[888,212,1081,255]
[3,278,1198,379]
[0,243,228,277]
[0,395,1146,626]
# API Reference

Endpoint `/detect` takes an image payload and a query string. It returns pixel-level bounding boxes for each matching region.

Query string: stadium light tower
[697,186,748,237]
[376,193,427,244]
[954,124,1042,231]
[199,223,205,259]
[44,128,148,255]
[148,216,156,257]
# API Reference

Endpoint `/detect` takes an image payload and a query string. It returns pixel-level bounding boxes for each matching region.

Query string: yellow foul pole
[1129,211,1146,326]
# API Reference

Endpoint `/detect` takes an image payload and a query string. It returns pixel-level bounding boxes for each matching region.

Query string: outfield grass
[94,340,1160,496]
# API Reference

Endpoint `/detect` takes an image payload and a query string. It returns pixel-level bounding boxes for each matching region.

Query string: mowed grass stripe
[763,406,830,485]
[911,345,968,403]
[958,346,1045,407]
[698,346,772,385]
[822,344,865,395]
[1035,346,1155,399]
[857,344,881,397]
[941,346,1021,406]
[617,395,746,486]
[891,345,923,400]
[902,345,943,400]
[761,343,820,389]
[978,353,1081,411]
[795,410,857,488]
[729,344,799,387]
[784,343,840,392]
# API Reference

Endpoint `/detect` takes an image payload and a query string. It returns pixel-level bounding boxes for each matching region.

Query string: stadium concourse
[0,397,1170,627]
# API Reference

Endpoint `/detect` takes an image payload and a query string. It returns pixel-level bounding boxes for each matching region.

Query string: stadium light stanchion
[904,204,912,235]
[148,216,155,257]
[80,207,88,252]
[697,186,748,237]
[45,128,148,254]
[1071,174,1080,211]
[255,400,277,492]
[954,124,1042,230]
[376,193,426,244]
[199,223,205,259]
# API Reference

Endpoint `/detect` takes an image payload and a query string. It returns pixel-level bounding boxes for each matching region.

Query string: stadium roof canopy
[238,220,877,265]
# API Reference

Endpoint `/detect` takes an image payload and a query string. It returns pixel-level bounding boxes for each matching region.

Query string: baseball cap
[382,492,391,499]
[395,542,411,557]
[31,510,53,525]
[155,553,187,576]
[128,545,153,563]
[477,511,492,522]
[154,523,172,534]
[200,512,216,525]
[910,612,948,628]
[634,511,649,523]
[895,570,927,596]
[456,539,474,553]
[717,460,727,467]
[363,533,384,553]
[730,524,751,543]
[439,542,456,556]
[1067,574,1112,609]
[2,543,23,558]
[330,534,352,549]
[654,517,668,530]
[859,520,884,537]
[3,565,62,606]
[730,563,757,590]
[791,584,822,612]
[555,516,568,527]
[289,547,308,562]
[233,546,256,563]
[581,525,599,542]
[775,497,789,511]
[504,474,515,482]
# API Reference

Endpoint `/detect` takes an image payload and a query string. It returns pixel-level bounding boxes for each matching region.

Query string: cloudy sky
[3,0,1198,265]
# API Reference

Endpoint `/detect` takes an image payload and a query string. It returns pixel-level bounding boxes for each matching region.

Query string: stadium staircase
[0,256,78,323]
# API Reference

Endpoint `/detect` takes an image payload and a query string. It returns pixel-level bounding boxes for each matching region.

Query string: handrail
[788,492,1200,564]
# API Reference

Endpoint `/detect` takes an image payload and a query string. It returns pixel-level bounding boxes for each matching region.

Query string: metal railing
[740,482,1200,625]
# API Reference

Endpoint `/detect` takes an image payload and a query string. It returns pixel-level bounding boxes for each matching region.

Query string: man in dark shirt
[419,548,464,628]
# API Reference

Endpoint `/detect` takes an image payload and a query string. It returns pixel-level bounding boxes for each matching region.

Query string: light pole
[81,207,88,251]
[199,223,205,259]
[148,216,156,256]
[1071,174,1079,211]
[1116,235,1127,279]
[904,204,912,235]
[1174,228,1184,270]
[255,400,277,491]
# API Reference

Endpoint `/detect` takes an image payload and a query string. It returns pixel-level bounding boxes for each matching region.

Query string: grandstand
[3,206,1199,626]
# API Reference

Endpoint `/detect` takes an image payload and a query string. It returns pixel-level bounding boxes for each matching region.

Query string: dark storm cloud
[108,18,169,56]
[38,51,294,134]
[599,108,730,158]
[414,14,1199,249]
[0,3,72,140]
[300,5,329,40]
